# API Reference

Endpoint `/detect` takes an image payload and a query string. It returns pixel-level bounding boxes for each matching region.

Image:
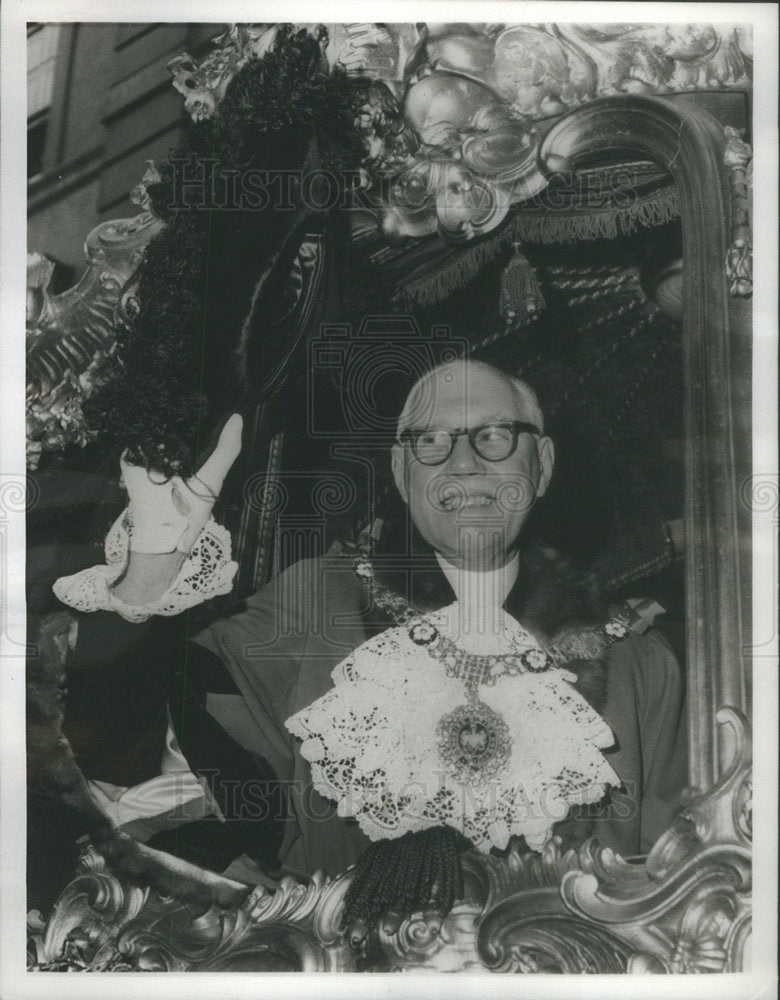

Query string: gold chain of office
[352,556,634,692]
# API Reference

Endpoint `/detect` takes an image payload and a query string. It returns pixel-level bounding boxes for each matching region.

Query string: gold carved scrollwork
[562,708,752,975]
[723,126,753,297]
[28,853,149,971]
[31,707,751,973]
[479,909,634,974]
[26,162,165,468]
[176,24,752,125]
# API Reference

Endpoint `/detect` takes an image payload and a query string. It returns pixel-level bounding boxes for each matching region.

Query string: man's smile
[436,487,497,512]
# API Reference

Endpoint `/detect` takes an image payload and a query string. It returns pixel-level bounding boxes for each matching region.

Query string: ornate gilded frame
[28,94,753,974]
[540,96,753,789]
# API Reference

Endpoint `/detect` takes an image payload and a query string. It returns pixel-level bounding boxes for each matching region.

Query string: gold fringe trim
[395,186,679,308]
[507,186,680,245]
[395,238,508,309]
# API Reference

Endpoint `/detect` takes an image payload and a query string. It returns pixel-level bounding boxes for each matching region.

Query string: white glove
[120,414,243,554]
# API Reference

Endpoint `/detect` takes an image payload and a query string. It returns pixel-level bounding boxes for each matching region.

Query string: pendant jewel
[352,555,634,787]
[436,699,512,785]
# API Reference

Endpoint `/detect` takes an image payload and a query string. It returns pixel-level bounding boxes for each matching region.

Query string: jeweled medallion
[436,701,511,785]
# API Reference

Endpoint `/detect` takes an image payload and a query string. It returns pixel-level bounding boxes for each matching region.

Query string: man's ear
[391,444,409,504]
[535,436,555,498]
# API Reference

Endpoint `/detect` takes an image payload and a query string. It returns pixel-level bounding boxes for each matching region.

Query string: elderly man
[48,358,687,913]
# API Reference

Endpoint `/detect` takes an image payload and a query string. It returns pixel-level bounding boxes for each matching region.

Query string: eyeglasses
[398,421,540,466]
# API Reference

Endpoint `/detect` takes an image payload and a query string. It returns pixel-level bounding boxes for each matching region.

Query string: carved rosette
[30,708,751,973]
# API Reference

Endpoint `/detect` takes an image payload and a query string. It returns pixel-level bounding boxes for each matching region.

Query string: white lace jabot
[286,602,621,852]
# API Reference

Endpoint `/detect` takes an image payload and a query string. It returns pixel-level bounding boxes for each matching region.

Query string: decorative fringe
[341,825,468,930]
[394,185,679,308]
[507,185,680,246]
[395,236,507,308]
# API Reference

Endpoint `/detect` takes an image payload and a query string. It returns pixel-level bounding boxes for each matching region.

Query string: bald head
[396,359,545,439]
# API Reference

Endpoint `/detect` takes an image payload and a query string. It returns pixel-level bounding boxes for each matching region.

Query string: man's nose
[447,433,485,473]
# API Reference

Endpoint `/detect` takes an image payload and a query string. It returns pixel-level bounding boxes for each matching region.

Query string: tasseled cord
[499,241,545,332]
[341,826,470,932]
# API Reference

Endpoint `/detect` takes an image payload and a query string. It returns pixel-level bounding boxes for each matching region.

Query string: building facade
[27,22,219,287]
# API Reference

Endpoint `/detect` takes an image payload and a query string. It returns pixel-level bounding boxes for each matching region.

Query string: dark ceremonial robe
[50,544,686,890]
[193,545,688,878]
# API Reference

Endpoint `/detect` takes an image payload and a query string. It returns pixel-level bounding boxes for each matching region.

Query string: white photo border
[2,3,777,998]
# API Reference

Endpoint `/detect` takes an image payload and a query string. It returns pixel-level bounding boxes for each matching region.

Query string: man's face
[392,363,554,570]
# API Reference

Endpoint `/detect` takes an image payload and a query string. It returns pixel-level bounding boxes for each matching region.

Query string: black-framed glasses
[398,421,540,466]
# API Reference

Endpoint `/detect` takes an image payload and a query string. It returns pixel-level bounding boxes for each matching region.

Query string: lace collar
[286,600,623,853]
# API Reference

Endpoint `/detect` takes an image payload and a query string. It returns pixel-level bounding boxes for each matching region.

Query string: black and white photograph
[1,3,777,994]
